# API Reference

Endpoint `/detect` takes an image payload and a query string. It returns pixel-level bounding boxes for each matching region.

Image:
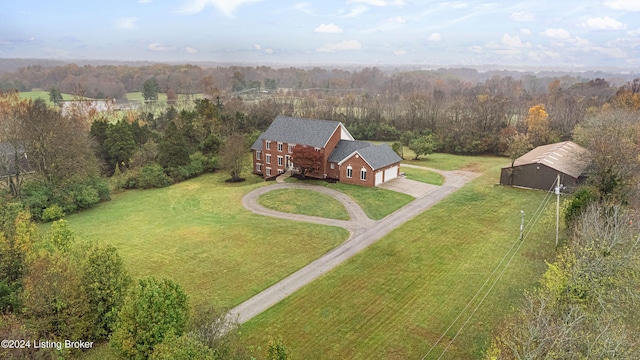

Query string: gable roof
[509,141,590,178]
[339,143,402,171]
[259,115,352,148]
[327,140,372,163]
[250,132,265,151]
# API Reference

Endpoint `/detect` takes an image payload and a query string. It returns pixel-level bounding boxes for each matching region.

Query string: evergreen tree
[157,122,190,168]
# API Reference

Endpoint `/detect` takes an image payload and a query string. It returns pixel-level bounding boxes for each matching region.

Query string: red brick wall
[338,153,375,187]
[322,126,343,177]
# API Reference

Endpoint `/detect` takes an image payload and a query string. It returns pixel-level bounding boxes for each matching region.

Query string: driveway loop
[227,165,479,326]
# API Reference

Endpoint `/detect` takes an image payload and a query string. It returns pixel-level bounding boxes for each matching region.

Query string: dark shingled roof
[327,140,372,163]
[260,115,346,148]
[357,144,403,170]
[250,132,265,151]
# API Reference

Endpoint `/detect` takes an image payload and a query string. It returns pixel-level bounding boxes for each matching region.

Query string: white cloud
[343,5,368,17]
[254,43,261,50]
[591,46,627,58]
[316,40,362,53]
[520,28,532,35]
[394,49,407,55]
[179,0,264,17]
[185,46,198,53]
[347,0,405,6]
[541,28,571,40]
[148,43,175,52]
[511,11,535,22]
[583,16,626,30]
[264,48,274,54]
[427,33,442,42]
[386,16,406,24]
[628,28,640,35]
[502,34,529,48]
[115,17,138,30]
[314,23,343,33]
[138,0,153,3]
[604,0,640,11]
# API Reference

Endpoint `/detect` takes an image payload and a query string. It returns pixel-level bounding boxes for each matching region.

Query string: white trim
[255,150,261,160]
[337,150,375,170]
[277,156,283,166]
[321,123,354,148]
[277,142,283,152]
[360,167,367,181]
[265,141,271,150]
[266,154,271,164]
[346,165,353,178]
[288,144,295,153]
[266,167,272,176]
[256,163,262,172]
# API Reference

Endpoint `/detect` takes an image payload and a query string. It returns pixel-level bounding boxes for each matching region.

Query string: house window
[266,167,271,176]
[277,156,283,166]
[266,154,271,164]
[277,142,283,152]
[346,166,353,178]
[288,144,295,153]
[265,141,271,150]
[255,151,261,160]
[256,164,262,172]
[330,163,335,170]
[314,147,321,152]
[278,169,284,174]
[360,168,367,181]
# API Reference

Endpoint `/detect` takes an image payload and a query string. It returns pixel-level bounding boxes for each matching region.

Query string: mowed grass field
[401,165,445,186]
[284,177,414,220]
[19,90,77,104]
[258,188,350,220]
[239,155,559,359]
[58,171,349,308]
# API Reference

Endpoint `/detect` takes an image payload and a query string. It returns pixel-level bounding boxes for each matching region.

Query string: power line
[421,177,558,360]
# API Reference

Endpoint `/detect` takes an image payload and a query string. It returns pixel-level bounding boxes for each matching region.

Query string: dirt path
[227,166,478,325]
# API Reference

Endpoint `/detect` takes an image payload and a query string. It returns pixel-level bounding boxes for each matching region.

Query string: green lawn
[239,156,559,359]
[19,90,78,104]
[258,188,350,220]
[57,171,348,308]
[401,165,445,186]
[284,177,414,220]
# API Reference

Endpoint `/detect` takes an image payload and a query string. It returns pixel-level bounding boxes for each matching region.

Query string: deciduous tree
[220,134,246,182]
[408,134,436,160]
[111,277,190,359]
[291,145,322,178]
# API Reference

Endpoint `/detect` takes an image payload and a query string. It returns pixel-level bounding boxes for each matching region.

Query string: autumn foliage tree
[291,145,322,178]
[525,104,557,147]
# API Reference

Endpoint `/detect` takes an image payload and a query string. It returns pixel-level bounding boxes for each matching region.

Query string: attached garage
[375,171,384,186]
[384,165,399,182]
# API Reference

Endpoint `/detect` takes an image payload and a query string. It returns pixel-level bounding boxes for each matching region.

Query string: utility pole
[519,210,525,241]
[555,174,561,248]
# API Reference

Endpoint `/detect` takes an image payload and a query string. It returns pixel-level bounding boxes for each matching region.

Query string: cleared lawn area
[58,171,348,308]
[401,165,444,186]
[258,188,350,220]
[239,156,559,359]
[284,177,414,220]
[19,90,77,104]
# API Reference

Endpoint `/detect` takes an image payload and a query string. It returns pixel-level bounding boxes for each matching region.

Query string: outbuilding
[500,141,590,191]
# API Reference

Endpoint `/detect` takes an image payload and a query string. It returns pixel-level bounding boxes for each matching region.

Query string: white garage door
[375,171,383,186]
[384,166,399,182]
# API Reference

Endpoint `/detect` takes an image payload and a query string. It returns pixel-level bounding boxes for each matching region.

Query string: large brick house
[251,116,402,187]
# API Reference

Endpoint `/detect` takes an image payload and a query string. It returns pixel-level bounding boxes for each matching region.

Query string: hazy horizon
[2,1,640,69]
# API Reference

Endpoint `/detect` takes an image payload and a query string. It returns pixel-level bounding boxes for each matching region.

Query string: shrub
[41,204,65,222]
[137,163,171,189]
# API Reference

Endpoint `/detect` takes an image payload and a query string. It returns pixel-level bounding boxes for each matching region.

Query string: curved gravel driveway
[227,166,478,325]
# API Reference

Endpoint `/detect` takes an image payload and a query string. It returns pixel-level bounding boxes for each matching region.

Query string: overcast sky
[2,0,639,68]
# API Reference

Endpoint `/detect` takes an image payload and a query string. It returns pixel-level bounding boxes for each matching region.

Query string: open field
[18,90,78,104]
[401,165,444,186]
[258,188,350,220]
[56,171,349,308]
[284,177,414,220]
[239,155,559,359]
